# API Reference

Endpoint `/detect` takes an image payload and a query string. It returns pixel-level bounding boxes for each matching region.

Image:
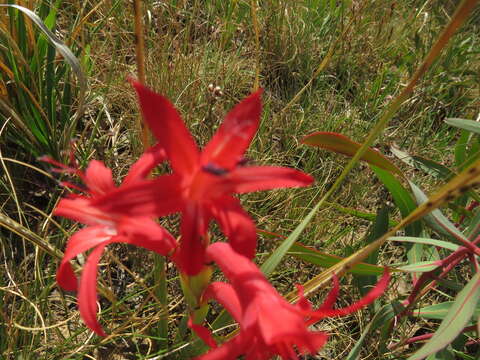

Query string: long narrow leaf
[0,4,86,122]
[391,146,454,179]
[408,272,480,360]
[409,181,467,243]
[389,236,459,251]
[258,229,387,275]
[372,165,421,236]
[261,201,322,277]
[413,301,480,320]
[302,132,403,176]
[445,118,480,134]
[289,242,386,276]
[397,260,442,273]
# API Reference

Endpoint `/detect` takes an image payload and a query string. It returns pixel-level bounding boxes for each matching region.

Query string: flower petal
[226,166,313,194]
[78,243,108,337]
[307,269,390,321]
[205,242,261,284]
[175,203,211,275]
[256,296,319,350]
[57,226,113,291]
[316,275,340,311]
[123,144,167,185]
[55,198,114,226]
[188,317,217,349]
[57,262,77,292]
[130,79,200,175]
[93,175,183,217]
[202,90,262,169]
[203,282,243,323]
[294,285,312,312]
[210,196,257,260]
[84,160,116,195]
[117,216,177,255]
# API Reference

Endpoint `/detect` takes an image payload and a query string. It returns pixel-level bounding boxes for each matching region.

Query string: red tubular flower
[94,80,314,275]
[190,243,390,360]
[44,146,176,336]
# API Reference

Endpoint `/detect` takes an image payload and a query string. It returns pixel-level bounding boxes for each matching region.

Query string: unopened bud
[213,86,223,97]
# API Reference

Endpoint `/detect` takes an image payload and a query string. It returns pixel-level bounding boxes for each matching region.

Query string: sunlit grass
[1,1,479,358]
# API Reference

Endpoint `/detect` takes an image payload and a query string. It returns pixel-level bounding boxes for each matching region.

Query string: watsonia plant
[42,79,391,359]
[3,0,480,359]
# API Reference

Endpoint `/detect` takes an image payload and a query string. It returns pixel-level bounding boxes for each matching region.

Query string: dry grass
[1,1,479,359]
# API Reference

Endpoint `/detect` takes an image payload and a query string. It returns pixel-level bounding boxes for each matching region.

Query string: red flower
[191,243,390,360]
[43,146,176,336]
[95,80,313,275]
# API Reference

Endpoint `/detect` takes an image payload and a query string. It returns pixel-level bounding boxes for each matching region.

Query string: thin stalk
[133,0,150,150]
[250,0,260,92]
[389,325,477,350]
[153,256,168,350]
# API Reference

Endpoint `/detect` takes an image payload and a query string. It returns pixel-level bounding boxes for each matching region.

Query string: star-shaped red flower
[95,80,313,275]
[43,146,176,336]
[191,243,390,360]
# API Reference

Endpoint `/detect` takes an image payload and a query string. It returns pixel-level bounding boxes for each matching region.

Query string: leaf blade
[302,132,403,176]
[407,272,480,360]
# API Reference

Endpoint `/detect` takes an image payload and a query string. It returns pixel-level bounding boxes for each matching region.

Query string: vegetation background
[1,0,479,359]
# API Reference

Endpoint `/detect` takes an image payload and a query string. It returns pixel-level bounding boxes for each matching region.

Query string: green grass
[1,0,480,359]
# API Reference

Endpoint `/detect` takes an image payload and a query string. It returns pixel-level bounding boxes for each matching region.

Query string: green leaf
[445,118,480,134]
[407,272,480,360]
[288,242,386,276]
[153,255,168,349]
[371,166,422,237]
[261,202,322,277]
[388,236,459,251]
[355,207,389,299]
[0,4,86,124]
[391,146,454,179]
[302,132,403,176]
[397,260,441,273]
[409,182,467,243]
[455,130,470,169]
[466,210,480,238]
[413,301,480,320]
[346,302,403,360]
[426,348,455,360]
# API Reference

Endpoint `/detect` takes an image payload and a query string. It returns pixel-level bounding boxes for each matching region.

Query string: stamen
[202,162,229,176]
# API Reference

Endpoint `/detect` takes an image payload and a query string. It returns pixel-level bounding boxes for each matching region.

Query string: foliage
[1,1,480,359]
[302,108,480,359]
[0,2,88,160]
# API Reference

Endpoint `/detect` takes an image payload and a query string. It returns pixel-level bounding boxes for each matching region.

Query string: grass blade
[0,4,86,125]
